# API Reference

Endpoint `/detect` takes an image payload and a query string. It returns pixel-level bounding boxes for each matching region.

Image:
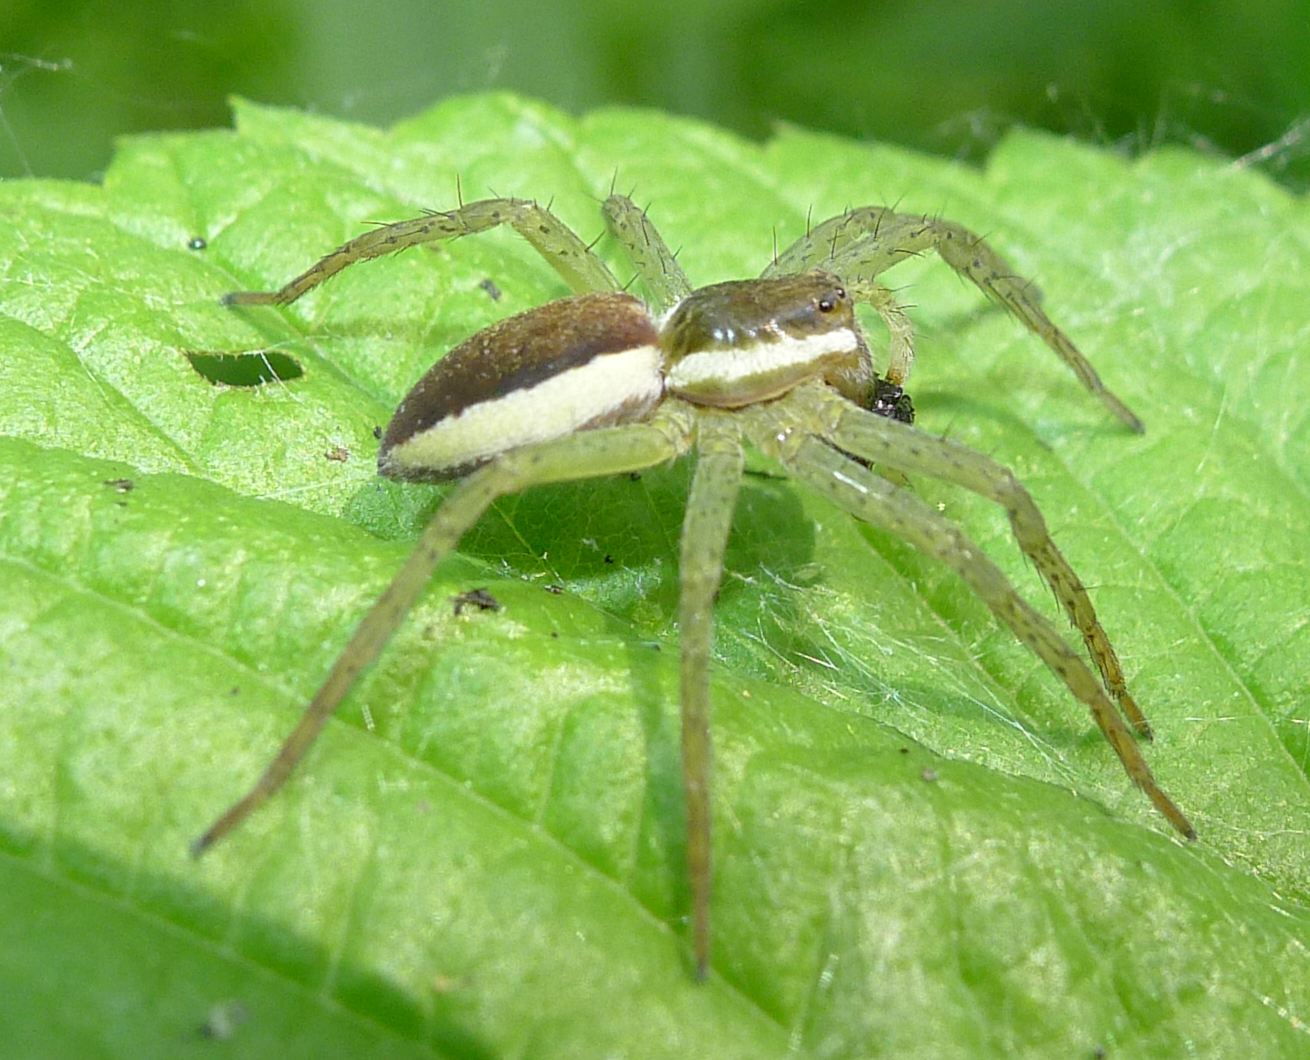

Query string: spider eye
[816,287,846,313]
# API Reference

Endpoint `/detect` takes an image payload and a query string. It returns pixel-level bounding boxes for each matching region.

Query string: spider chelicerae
[194,192,1195,979]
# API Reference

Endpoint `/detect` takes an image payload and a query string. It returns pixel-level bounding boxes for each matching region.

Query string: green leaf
[2,93,1307,1057]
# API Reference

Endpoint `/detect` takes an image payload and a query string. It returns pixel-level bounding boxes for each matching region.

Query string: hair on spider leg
[878,285,918,313]
[198,191,1186,982]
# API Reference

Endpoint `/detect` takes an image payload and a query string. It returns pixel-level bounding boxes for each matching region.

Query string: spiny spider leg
[602,194,693,311]
[225,197,622,306]
[766,205,899,276]
[790,382,1151,737]
[192,414,690,855]
[747,399,1194,840]
[770,207,1144,431]
[677,416,745,980]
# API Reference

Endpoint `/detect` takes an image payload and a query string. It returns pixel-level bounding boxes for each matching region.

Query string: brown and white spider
[194,193,1195,979]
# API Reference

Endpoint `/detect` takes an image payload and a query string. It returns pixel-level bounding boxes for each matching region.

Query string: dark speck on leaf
[452,587,502,616]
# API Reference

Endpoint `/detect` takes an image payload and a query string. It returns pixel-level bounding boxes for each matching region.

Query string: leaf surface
[1,94,1307,1057]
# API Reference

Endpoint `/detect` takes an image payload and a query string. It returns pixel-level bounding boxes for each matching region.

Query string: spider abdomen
[379,292,664,482]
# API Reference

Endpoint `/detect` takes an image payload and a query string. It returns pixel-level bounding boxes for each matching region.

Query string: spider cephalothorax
[196,193,1193,980]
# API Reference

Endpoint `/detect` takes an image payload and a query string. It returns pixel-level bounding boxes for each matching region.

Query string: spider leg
[679,415,745,979]
[225,198,621,306]
[192,412,692,855]
[772,207,1144,431]
[745,401,1194,840]
[788,382,1152,738]
[765,206,898,277]
[602,194,694,312]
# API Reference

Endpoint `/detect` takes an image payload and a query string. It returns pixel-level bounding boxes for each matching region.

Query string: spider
[194,192,1195,979]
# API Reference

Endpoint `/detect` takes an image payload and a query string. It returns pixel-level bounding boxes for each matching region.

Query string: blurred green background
[3,0,1309,187]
